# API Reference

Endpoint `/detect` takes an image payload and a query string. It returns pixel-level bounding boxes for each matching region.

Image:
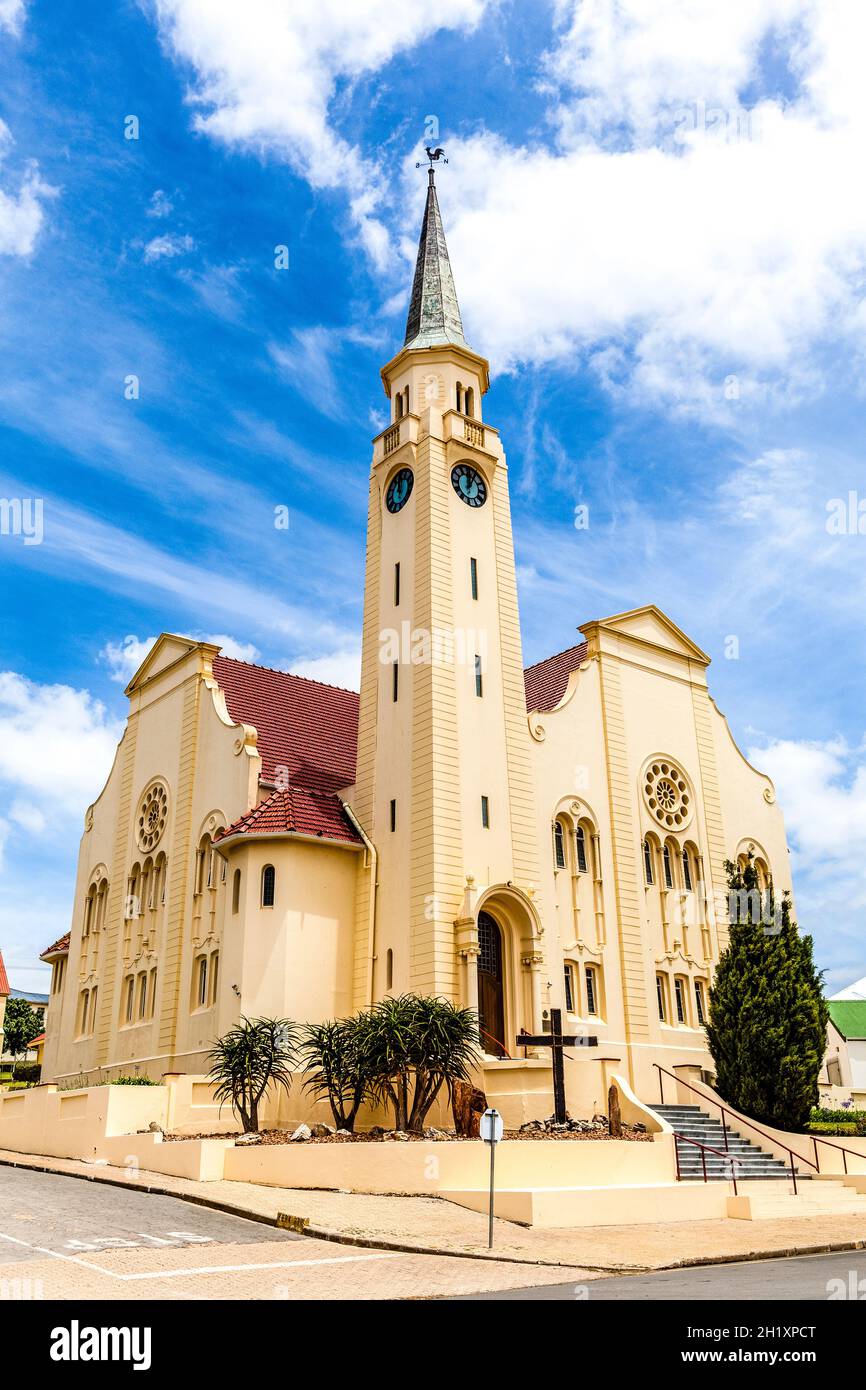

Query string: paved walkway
[2,1148,866,1273]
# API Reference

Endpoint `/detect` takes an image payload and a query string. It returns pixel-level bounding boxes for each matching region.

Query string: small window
[662,844,673,889]
[89,987,98,1033]
[197,957,208,1008]
[125,976,134,1024]
[575,825,588,874]
[210,952,219,1007]
[553,821,566,870]
[674,977,687,1024]
[470,557,478,600]
[682,850,693,891]
[656,974,667,1023]
[694,979,706,1026]
[148,969,157,1019]
[232,868,241,914]
[481,795,490,829]
[643,838,654,885]
[77,989,89,1037]
[390,799,396,832]
[261,865,276,908]
[563,963,575,1013]
[392,661,399,701]
[465,386,475,417]
[456,381,463,412]
[386,948,394,991]
[585,965,599,1017]
[394,562,400,605]
[138,974,148,1020]
[474,654,483,697]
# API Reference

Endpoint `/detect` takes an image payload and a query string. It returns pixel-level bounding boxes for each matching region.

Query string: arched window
[456,381,463,413]
[465,386,474,417]
[681,849,693,891]
[261,864,276,908]
[148,969,157,1018]
[643,838,655,885]
[88,987,98,1034]
[232,868,241,914]
[656,973,668,1023]
[584,965,600,1017]
[76,989,89,1037]
[563,962,576,1013]
[196,956,208,1009]
[124,975,135,1024]
[137,973,148,1020]
[553,821,566,870]
[662,844,673,889]
[674,976,688,1025]
[694,978,707,1026]
[210,951,219,1007]
[575,825,588,874]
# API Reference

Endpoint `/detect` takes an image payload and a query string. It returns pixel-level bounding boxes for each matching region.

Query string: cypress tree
[706,852,828,1132]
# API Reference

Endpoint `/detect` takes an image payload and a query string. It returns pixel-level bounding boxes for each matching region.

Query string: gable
[124,633,219,695]
[582,605,710,665]
[827,999,866,1041]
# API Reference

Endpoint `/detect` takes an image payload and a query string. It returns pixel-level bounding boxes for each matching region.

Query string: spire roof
[403,169,467,351]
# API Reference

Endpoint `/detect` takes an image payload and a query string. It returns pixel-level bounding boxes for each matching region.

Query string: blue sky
[0,0,864,994]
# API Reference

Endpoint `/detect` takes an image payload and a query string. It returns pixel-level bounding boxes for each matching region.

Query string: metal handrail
[654,1063,809,1194]
[481,1027,512,1059]
[673,1130,742,1196]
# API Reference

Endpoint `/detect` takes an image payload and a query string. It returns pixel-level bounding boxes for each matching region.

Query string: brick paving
[2,1147,866,1277]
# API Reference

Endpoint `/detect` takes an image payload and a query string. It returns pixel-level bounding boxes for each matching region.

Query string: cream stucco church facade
[40,170,793,1122]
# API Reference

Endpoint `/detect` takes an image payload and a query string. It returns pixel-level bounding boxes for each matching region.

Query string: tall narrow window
[662,844,673,889]
[553,821,566,870]
[465,386,474,416]
[392,661,399,701]
[481,795,490,829]
[386,948,394,991]
[585,965,599,1017]
[456,381,463,412]
[470,556,478,600]
[474,654,483,697]
[674,976,687,1025]
[232,869,241,914]
[210,952,219,1007]
[125,976,134,1024]
[694,979,706,1026]
[656,974,667,1023]
[89,987,98,1034]
[138,973,148,1020]
[390,799,396,832]
[261,865,276,908]
[394,562,400,605]
[563,963,575,1013]
[643,838,654,885]
[575,825,588,873]
[197,957,208,1008]
[148,969,157,1018]
[682,850,693,891]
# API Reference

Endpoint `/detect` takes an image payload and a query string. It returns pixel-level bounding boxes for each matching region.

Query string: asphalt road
[458,1248,866,1300]
[0,1166,586,1300]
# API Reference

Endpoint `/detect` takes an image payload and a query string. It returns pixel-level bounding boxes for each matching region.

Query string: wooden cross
[517,1008,598,1124]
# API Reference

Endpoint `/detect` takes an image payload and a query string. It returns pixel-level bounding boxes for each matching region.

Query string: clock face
[385,467,414,514]
[451,463,487,508]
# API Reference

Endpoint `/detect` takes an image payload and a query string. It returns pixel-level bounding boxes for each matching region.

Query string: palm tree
[207,1017,300,1133]
[358,994,481,1133]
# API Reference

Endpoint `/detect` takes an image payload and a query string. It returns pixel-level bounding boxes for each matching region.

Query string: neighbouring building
[821,979,866,1097]
[40,168,796,1122]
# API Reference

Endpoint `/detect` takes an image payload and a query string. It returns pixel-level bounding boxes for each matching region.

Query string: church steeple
[403,167,468,352]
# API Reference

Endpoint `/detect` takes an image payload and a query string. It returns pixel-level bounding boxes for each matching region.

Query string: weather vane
[416,145,448,171]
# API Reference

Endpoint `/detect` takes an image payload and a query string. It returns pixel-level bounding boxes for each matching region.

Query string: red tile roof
[524,642,588,712]
[213,656,358,791]
[0,950,9,997]
[217,785,362,847]
[30,1033,45,1046]
[40,933,70,961]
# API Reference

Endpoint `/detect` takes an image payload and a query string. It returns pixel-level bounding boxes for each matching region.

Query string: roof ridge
[523,641,587,674]
[213,653,359,698]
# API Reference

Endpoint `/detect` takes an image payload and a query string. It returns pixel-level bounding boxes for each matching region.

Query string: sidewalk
[3,1147,866,1273]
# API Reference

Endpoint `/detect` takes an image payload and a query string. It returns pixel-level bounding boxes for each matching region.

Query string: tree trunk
[608,1083,622,1139]
[452,1080,487,1137]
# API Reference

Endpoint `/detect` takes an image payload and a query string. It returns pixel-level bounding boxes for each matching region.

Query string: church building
[40,168,793,1122]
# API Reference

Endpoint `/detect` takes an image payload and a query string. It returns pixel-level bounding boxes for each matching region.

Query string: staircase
[654,1103,799,1182]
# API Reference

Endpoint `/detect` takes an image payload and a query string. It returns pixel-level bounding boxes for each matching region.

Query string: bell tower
[351,159,542,1031]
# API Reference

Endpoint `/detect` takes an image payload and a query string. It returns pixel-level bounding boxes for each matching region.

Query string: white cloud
[101,632,260,683]
[204,634,260,662]
[289,645,361,690]
[0,0,26,36]
[269,327,342,419]
[0,672,124,823]
[147,188,173,218]
[143,231,195,263]
[748,734,866,989]
[0,120,54,258]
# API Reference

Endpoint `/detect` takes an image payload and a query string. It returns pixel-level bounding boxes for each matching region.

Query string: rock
[633,1122,647,1133]
[391,1130,410,1142]
[334,1129,352,1139]
[289,1123,312,1143]
[423,1127,449,1141]
[235,1132,262,1146]
[310,1123,335,1138]
[520,1119,544,1133]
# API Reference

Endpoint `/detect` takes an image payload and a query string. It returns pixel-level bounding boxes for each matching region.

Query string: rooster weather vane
[416,145,448,171]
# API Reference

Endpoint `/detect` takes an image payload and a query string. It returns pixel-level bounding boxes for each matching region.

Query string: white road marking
[0,1229,403,1282]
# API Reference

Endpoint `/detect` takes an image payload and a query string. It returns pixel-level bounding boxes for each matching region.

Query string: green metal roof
[403,170,468,352]
[827,999,866,1040]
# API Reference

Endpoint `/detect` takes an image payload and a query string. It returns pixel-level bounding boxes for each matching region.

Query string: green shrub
[11,1062,41,1084]
[811,1107,866,1124]
[809,1120,859,1136]
[110,1075,158,1085]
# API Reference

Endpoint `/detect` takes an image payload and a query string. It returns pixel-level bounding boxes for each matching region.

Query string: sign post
[517,1009,598,1123]
[479,1106,504,1249]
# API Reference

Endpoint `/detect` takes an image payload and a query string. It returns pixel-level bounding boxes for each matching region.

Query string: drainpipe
[341,801,379,1007]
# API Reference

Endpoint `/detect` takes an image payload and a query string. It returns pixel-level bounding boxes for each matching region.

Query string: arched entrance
[477,910,507,1056]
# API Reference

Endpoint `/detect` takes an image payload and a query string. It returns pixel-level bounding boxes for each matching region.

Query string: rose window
[644,761,691,829]
[136,781,168,852]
